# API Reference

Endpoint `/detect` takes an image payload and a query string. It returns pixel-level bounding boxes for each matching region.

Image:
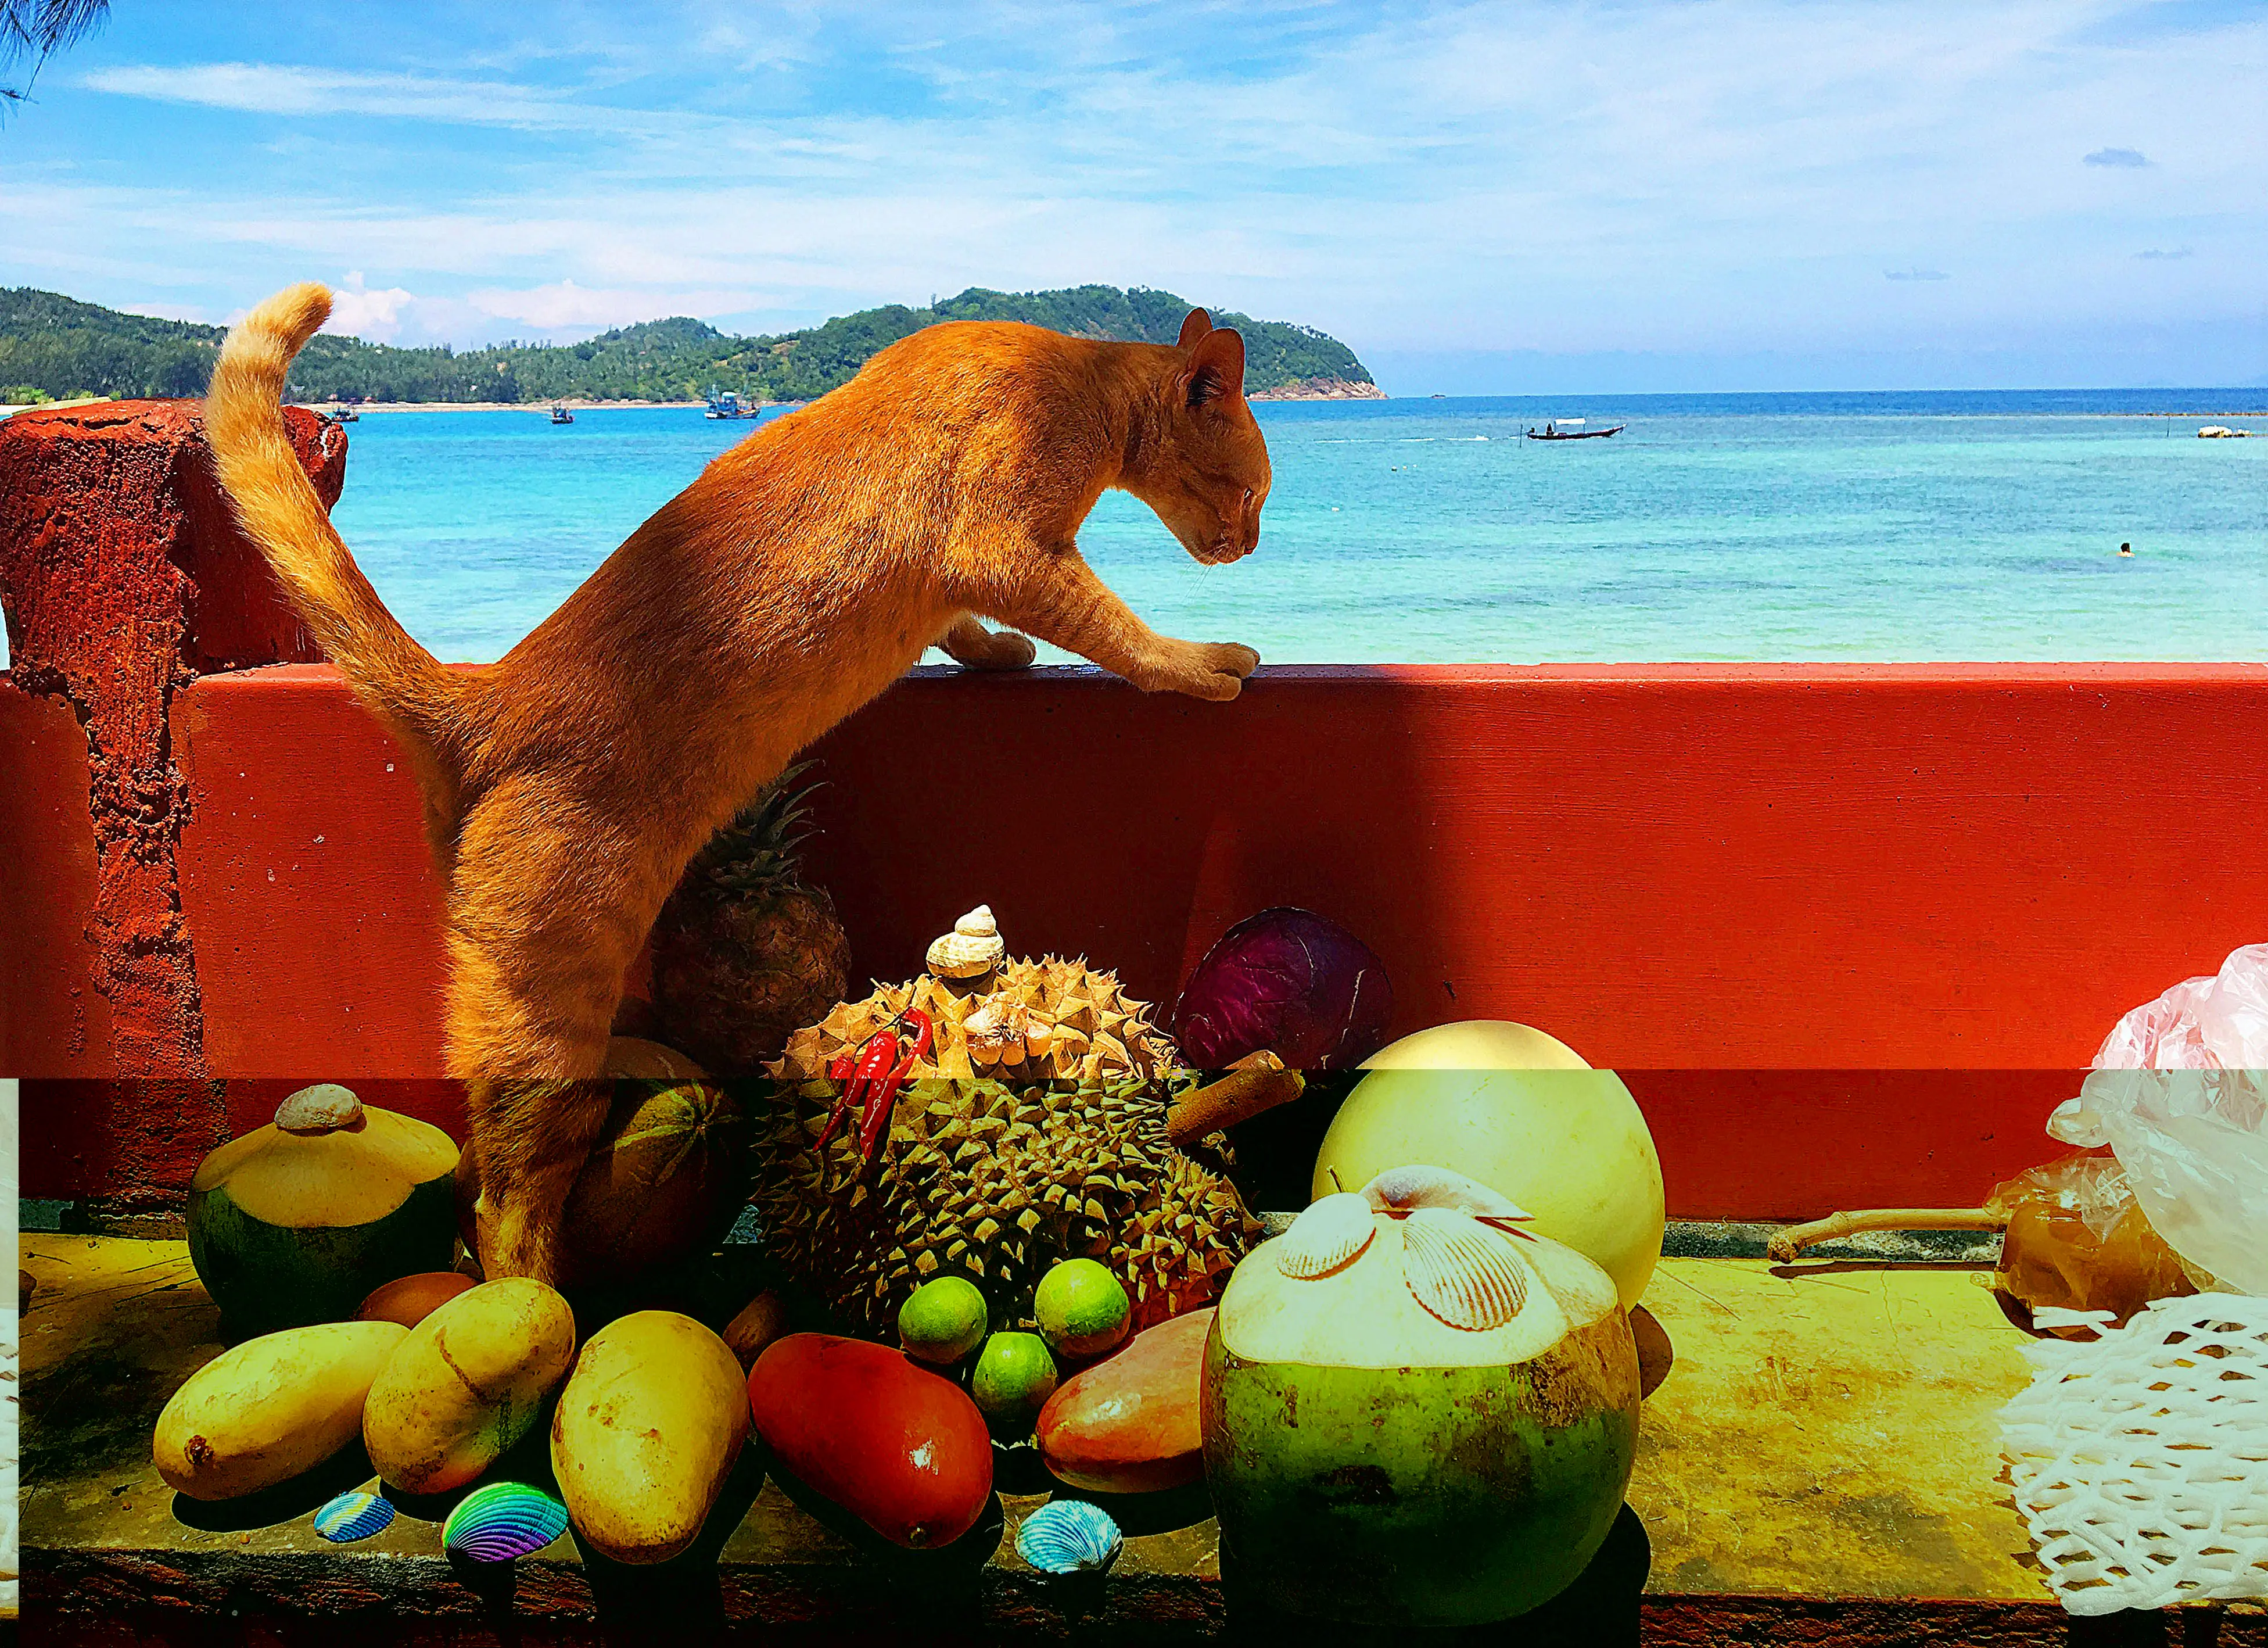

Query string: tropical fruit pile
[160,1068,758,1567]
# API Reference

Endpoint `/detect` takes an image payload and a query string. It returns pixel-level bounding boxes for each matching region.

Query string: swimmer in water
[2119,542,2134,557]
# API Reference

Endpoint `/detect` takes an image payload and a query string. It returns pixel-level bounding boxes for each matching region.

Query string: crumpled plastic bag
[2050,943,2268,1296]
[1986,1152,2195,1334]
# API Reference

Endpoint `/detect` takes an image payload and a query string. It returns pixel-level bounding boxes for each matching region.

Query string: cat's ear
[1182,327,1245,408]
[1177,308,1214,349]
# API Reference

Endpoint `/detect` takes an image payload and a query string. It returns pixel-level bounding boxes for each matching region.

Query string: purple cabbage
[1168,907,1393,1072]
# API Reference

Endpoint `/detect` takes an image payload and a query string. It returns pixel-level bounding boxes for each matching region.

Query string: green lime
[898,1277,988,1364]
[1033,1258,1131,1359]
[970,1331,1058,1438]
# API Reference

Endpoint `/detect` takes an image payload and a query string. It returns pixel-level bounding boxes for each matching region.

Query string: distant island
[0,285,1383,407]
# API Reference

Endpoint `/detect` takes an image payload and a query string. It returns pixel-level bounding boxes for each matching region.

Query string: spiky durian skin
[766,957,1177,1086]
[749,1076,1261,1337]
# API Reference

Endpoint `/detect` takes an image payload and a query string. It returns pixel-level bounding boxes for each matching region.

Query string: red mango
[747,1332,993,1548]
[1036,1307,1213,1493]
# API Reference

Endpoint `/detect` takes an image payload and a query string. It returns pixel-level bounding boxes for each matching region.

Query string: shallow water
[216,390,2268,664]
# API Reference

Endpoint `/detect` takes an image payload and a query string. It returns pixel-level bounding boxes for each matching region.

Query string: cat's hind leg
[443,776,683,1282]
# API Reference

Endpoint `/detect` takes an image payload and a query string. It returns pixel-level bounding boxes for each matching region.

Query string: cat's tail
[206,283,471,813]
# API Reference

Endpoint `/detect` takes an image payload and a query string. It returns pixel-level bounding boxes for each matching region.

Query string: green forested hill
[0,284,1375,404]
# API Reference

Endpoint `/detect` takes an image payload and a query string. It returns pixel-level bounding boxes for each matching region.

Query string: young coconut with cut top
[1202,1165,1641,1626]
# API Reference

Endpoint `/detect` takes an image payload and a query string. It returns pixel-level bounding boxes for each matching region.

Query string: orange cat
[204,282,1269,1283]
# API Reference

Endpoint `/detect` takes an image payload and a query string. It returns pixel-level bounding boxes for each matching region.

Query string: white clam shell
[1399,1207,1531,1330]
[1276,1192,1379,1279]
[1362,1164,1531,1221]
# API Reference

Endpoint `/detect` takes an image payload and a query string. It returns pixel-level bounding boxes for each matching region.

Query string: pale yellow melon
[1313,1021,1665,1309]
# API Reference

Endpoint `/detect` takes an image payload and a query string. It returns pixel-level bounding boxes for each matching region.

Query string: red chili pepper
[856,1009,934,1168]
[826,1053,857,1080]
[817,1029,898,1152]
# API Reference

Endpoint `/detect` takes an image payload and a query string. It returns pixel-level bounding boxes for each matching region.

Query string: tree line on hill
[0,284,1376,405]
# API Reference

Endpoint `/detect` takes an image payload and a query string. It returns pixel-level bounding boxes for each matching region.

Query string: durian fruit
[766,955,1177,1086]
[749,1074,1261,1337]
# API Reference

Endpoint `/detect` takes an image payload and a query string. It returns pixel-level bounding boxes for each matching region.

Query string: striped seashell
[1399,1208,1531,1331]
[1276,1192,1378,1279]
[1362,1164,1531,1222]
[312,1489,394,1543]
[442,1482,570,1562]
[1015,1498,1124,1575]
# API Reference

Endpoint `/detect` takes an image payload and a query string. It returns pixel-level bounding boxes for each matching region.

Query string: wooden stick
[1765,1206,2005,1262]
[1165,1053,1306,1145]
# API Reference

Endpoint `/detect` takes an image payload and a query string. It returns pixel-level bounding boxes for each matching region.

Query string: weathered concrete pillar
[0,398,345,1220]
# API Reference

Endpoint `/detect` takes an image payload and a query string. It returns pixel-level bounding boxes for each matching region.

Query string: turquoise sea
[49,390,2268,667]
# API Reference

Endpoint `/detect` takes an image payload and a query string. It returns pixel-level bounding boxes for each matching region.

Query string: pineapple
[651,764,852,1076]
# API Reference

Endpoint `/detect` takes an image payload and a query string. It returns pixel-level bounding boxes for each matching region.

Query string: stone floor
[16,1234,2263,1645]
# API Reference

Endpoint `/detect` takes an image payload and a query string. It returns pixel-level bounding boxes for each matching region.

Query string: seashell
[1362,1165,1531,1223]
[1276,1192,1378,1279]
[275,1082,364,1134]
[313,1489,395,1543]
[1398,1208,1531,1331]
[928,906,1007,979]
[442,1481,570,1563]
[1015,1498,1124,1576]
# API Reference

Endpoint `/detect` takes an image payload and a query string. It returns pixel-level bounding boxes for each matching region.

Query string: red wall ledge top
[905,660,2268,685]
[167,660,2268,687]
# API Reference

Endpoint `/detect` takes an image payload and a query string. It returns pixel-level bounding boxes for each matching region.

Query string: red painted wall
[9,658,2257,1217]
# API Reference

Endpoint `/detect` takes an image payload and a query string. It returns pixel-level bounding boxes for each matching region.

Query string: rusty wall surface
[0,399,344,1213]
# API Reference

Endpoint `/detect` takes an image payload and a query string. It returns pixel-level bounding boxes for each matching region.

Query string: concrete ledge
[31,1235,2265,1645]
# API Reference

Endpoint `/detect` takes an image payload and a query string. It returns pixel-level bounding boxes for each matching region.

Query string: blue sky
[3,0,2262,391]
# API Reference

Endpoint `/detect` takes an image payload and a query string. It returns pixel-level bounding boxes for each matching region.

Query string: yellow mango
[363,1277,576,1495]
[154,1320,407,1500]
[550,1310,749,1564]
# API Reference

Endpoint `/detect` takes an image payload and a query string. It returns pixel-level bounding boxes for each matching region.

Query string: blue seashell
[442,1482,570,1562]
[313,1489,394,1543]
[1015,1499,1123,1576]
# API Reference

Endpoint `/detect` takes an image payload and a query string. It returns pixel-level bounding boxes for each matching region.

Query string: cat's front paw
[940,618,1038,672]
[1146,640,1261,701]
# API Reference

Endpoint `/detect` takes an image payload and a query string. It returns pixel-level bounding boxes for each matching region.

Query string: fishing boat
[549,403,575,425]
[327,403,360,424]
[705,388,762,420]
[1526,419,1624,441]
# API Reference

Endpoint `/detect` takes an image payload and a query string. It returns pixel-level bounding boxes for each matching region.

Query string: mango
[363,1278,577,1495]
[550,1310,749,1564]
[356,1270,477,1328]
[748,1334,992,1549]
[1037,1307,1211,1493]
[154,1320,406,1501]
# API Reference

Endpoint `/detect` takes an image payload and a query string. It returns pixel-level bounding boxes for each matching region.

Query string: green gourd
[186,1083,460,1337]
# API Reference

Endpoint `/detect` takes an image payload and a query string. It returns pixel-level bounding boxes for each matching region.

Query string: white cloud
[323,273,419,341]
[77,62,643,131]
[21,0,2266,377]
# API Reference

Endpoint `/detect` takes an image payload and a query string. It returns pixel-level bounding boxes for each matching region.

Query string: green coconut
[1201,1170,1641,1626]
[186,1084,461,1338]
